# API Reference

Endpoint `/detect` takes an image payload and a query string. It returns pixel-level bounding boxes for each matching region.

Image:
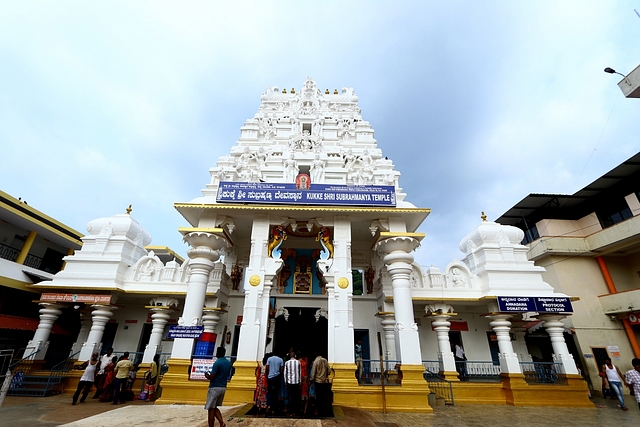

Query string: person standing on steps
[265,352,284,414]
[311,353,331,416]
[354,340,363,379]
[204,347,232,427]
[284,351,301,416]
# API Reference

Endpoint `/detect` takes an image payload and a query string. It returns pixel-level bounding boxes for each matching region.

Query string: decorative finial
[481,211,487,222]
[282,88,287,93]
[291,88,295,94]
[333,89,338,94]
[126,204,132,215]
[325,89,329,94]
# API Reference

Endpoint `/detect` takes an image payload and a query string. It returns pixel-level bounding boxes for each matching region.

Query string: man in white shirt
[454,342,467,379]
[284,352,301,416]
[92,347,113,399]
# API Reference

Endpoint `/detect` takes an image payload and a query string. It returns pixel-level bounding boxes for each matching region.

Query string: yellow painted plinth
[155,358,209,405]
[224,360,260,405]
[440,371,461,382]
[332,363,433,413]
[504,374,593,408]
[450,381,506,405]
[451,374,593,407]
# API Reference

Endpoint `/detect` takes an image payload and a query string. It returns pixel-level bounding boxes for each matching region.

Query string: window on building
[596,199,633,229]
[352,270,363,295]
[521,225,539,245]
[302,123,312,133]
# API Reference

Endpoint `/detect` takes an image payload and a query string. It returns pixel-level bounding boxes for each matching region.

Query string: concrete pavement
[0,393,638,427]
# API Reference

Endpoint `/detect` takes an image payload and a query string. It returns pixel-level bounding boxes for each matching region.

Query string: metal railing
[6,349,40,397]
[357,359,402,386]
[422,362,454,406]
[0,349,16,407]
[23,253,43,270]
[422,360,442,374]
[456,361,502,382]
[0,242,19,262]
[7,350,78,397]
[520,362,567,385]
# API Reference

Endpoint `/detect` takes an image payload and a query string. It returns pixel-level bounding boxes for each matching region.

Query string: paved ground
[0,393,638,427]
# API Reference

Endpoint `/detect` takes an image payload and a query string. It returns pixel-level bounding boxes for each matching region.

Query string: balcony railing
[422,360,454,406]
[0,242,19,262]
[422,360,442,376]
[520,362,567,385]
[456,361,502,382]
[0,242,59,274]
[357,359,402,386]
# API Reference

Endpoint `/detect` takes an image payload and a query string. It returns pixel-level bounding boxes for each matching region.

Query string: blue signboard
[168,325,204,339]
[497,297,536,312]
[534,297,573,313]
[497,296,573,313]
[216,181,396,207]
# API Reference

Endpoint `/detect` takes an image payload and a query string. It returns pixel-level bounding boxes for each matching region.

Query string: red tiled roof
[0,314,70,335]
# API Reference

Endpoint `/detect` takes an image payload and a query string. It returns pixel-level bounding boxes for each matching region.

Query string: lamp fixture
[604,67,625,78]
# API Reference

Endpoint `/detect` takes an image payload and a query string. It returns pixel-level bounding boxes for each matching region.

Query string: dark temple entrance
[273,307,328,358]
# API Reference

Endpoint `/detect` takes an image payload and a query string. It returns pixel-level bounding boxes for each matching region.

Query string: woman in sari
[299,353,310,415]
[98,356,118,402]
[254,354,269,413]
[144,354,160,401]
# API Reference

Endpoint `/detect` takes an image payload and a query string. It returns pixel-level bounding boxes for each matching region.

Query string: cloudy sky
[2,1,640,270]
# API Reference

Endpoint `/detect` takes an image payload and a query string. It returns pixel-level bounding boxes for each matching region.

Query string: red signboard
[125,319,138,324]
[40,293,111,304]
[629,313,640,326]
[430,321,468,332]
[236,316,243,325]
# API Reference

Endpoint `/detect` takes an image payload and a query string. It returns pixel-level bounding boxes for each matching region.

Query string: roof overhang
[174,202,431,233]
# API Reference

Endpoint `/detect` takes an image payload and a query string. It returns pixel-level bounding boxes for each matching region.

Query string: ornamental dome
[86,213,152,247]
[458,219,524,253]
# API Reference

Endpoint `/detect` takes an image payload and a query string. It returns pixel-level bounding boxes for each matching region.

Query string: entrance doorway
[273,307,327,358]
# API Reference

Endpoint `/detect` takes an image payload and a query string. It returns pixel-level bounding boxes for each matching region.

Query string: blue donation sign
[168,325,204,339]
[497,297,537,312]
[216,181,396,207]
[497,296,573,313]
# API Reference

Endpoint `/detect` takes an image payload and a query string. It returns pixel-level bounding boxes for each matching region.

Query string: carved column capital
[375,236,419,260]
[183,231,228,251]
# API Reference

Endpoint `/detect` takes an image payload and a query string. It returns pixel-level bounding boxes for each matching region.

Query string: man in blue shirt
[204,347,232,427]
[265,352,284,414]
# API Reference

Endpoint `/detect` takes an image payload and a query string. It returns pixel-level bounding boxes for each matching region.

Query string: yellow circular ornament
[249,275,261,287]
[338,277,349,289]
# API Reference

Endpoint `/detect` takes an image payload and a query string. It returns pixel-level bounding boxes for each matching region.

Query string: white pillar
[318,217,354,364]
[79,305,114,361]
[487,314,521,374]
[539,315,579,375]
[377,313,397,361]
[70,311,91,357]
[430,315,457,373]
[236,216,282,362]
[375,237,422,365]
[25,303,63,360]
[142,308,172,363]
[256,261,280,359]
[202,310,221,334]
[171,232,226,360]
[511,327,532,363]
